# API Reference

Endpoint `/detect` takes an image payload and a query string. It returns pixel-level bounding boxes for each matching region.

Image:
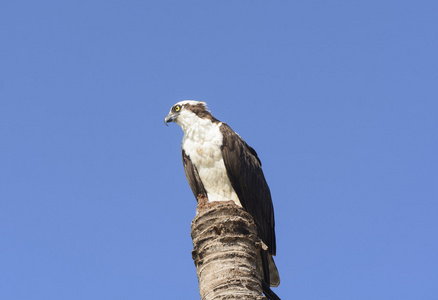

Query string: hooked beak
[164,113,177,126]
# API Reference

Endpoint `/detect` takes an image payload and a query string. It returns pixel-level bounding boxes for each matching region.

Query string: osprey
[165,100,280,297]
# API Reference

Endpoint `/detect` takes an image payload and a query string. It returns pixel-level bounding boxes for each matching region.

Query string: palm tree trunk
[191,200,267,300]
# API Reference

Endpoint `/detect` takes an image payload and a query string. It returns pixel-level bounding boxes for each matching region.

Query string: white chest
[182,125,223,167]
[182,122,241,206]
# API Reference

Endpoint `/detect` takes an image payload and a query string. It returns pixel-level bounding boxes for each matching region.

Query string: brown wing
[182,149,206,200]
[219,123,276,256]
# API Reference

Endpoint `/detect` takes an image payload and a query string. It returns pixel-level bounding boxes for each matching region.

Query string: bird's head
[164,100,218,131]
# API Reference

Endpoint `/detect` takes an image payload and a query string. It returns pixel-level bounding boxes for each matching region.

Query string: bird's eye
[173,105,181,112]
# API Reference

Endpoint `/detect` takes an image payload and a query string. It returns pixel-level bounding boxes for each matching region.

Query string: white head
[164,100,219,131]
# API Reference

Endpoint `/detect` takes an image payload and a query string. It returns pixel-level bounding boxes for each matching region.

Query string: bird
[164,100,280,299]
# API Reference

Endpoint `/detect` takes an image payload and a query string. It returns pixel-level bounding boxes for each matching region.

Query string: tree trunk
[191,200,267,300]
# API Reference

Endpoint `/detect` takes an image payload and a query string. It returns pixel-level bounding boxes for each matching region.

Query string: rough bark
[191,200,267,300]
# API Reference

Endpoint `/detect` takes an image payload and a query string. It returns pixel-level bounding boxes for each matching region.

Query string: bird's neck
[179,116,217,138]
[180,120,222,146]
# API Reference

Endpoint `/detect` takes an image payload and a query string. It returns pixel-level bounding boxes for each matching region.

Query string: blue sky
[1,1,437,299]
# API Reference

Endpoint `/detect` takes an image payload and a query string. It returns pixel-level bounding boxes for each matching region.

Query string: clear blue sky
[1,1,437,299]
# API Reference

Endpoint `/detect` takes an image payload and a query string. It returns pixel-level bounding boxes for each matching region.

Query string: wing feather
[182,149,206,200]
[220,124,276,256]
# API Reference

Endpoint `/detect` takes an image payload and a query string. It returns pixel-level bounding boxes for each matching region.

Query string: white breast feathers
[181,119,241,207]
